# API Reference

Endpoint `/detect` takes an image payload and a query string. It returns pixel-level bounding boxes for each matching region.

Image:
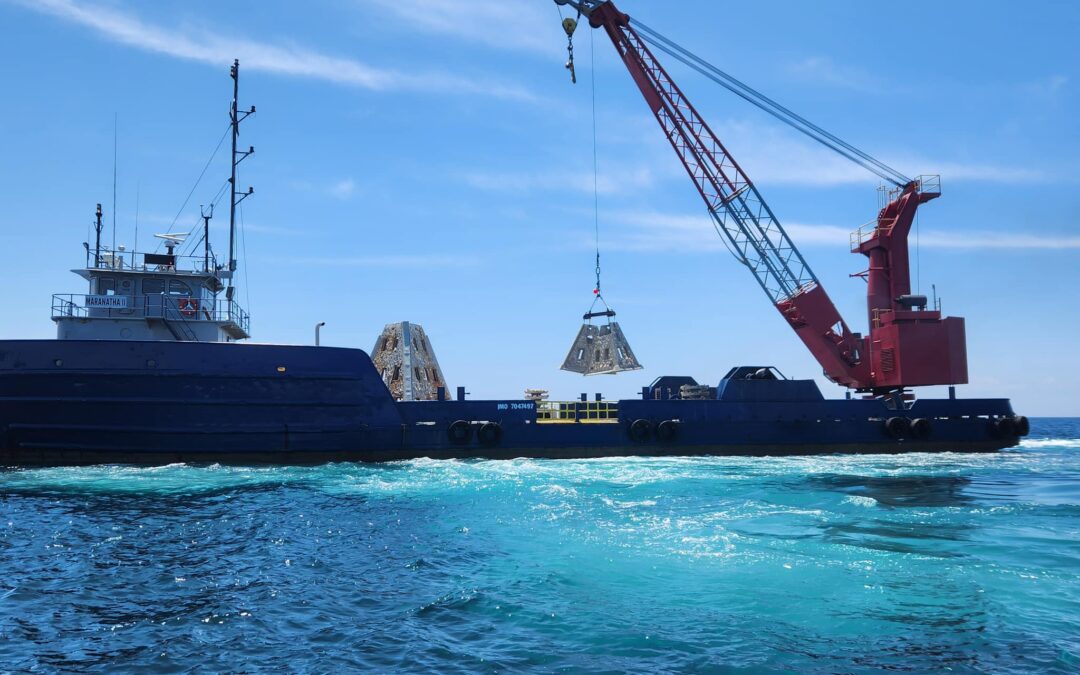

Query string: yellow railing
[536,400,619,424]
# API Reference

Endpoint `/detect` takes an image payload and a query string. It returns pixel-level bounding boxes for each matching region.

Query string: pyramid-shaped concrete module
[561,322,643,375]
[371,321,450,400]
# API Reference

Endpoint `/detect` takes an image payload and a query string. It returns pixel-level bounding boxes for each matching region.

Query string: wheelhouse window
[96,277,116,295]
[168,280,192,296]
[142,278,165,294]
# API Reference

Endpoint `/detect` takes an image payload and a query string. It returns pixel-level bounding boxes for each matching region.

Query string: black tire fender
[1013,415,1030,437]
[909,418,932,440]
[477,422,503,447]
[448,420,472,445]
[656,420,679,443]
[993,417,1016,438]
[885,417,908,439]
[629,419,653,443]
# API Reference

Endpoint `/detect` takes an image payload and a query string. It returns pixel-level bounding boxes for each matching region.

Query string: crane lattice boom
[558,0,968,392]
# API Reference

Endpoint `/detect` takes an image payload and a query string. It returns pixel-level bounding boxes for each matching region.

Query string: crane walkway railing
[850,219,881,251]
[852,176,941,251]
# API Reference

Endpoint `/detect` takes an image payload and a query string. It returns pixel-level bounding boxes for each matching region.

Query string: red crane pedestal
[853,178,968,390]
[866,311,967,389]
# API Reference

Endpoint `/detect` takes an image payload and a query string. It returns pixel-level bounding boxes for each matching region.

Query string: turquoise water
[1,420,1078,673]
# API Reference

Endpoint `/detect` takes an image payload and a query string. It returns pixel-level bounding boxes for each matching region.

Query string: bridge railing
[51,293,249,334]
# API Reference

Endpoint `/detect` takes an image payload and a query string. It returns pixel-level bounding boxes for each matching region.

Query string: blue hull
[0,340,1020,465]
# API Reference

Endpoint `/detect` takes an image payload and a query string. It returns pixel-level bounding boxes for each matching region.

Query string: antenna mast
[94,203,103,268]
[201,204,214,272]
[112,114,118,254]
[227,59,255,291]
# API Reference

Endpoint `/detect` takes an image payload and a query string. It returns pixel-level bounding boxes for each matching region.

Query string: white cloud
[1023,74,1068,97]
[598,210,848,252]
[709,120,1049,187]
[130,212,183,227]
[544,114,1048,190]
[461,165,654,196]
[290,178,361,200]
[365,0,564,58]
[599,210,1080,251]
[787,56,880,93]
[1046,74,1068,93]
[241,223,301,236]
[328,179,356,200]
[929,162,1046,183]
[917,231,1080,249]
[282,254,479,268]
[17,0,535,100]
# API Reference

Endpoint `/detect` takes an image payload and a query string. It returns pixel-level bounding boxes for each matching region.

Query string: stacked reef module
[371,321,450,401]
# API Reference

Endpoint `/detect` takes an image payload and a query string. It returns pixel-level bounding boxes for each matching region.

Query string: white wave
[1020,439,1080,449]
[616,499,657,508]
[842,495,878,508]
[532,484,578,498]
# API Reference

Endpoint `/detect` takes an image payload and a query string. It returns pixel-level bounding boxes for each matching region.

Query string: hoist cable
[631,19,911,187]
[915,209,921,295]
[591,27,602,298]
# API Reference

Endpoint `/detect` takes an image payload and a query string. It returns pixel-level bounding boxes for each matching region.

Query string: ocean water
[1,421,1078,673]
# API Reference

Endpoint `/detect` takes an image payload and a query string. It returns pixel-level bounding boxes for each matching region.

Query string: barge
[0,340,1025,465]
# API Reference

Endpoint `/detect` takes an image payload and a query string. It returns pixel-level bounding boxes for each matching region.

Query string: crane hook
[562,16,578,84]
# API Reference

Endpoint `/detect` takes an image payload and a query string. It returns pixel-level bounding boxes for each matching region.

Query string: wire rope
[915,209,921,295]
[160,123,232,245]
[591,27,602,299]
[631,19,911,187]
[176,179,230,259]
[239,196,251,318]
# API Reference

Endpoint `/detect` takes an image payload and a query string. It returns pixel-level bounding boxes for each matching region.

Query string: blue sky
[1,0,1077,415]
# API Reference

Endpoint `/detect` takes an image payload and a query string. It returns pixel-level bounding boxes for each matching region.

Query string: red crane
[556,0,967,394]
